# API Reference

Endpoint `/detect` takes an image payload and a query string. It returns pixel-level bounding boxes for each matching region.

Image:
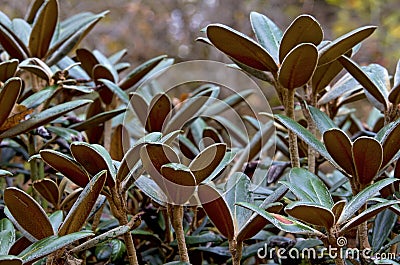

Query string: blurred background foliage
[3,0,400,71]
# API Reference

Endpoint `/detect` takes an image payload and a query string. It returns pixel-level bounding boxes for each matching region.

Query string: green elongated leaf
[196,36,212,45]
[198,184,235,240]
[0,24,28,60]
[394,59,400,89]
[164,262,190,265]
[119,55,167,90]
[146,93,172,133]
[323,128,354,176]
[8,237,31,257]
[56,12,104,41]
[11,18,31,46]
[20,56,52,74]
[352,137,382,185]
[337,178,399,224]
[4,188,53,240]
[192,246,230,257]
[20,62,51,81]
[237,203,282,242]
[283,167,333,207]
[0,78,22,128]
[76,48,99,78]
[318,72,362,105]
[389,59,400,105]
[228,59,274,82]
[203,151,236,183]
[18,231,93,263]
[160,163,196,204]
[375,118,400,143]
[25,0,45,23]
[92,50,118,82]
[338,91,366,108]
[32,178,59,206]
[71,224,131,253]
[164,87,219,134]
[372,208,398,252]
[285,201,335,228]
[312,59,344,93]
[278,15,323,63]
[108,49,127,64]
[129,92,148,126]
[224,172,252,230]
[340,199,399,232]
[188,117,207,147]
[250,11,282,63]
[0,218,14,233]
[117,132,162,181]
[96,239,126,262]
[0,219,15,255]
[48,211,63,234]
[0,170,12,176]
[29,0,58,58]
[59,188,82,212]
[40,149,90,188]
[176,232,223,246]
[202,127,222,146]
[389,83,400,105]
[95,241,112,260]
[189,143,226,183]
[70,108,125,132]
[206,24,278,73]
[273,114,335,165]
[140,143,180,192]
[46,11,109,66]
[374,260,400,265]
[178,134,199,159]
[308,106,337,134]
[318,26,377,66]
[206,115,247,146]
[58,171,106,236]
[0,99,92,138]
[134,175,167,206]
[237,202,323,236]
[20,85,56,109]
[338,56,387,110]
[0,11,11,27]
[110,124,129,161]
[71,142,115,187]
[98,79,129,105]
[203,89,253,117]
[18,65,50,83]
[278,43,318,90]
[142,141,180,169]
[88,195,106,222]
[362,63,390,100]
[162,133,183,147]
[94,64,114,105]
[0,255,22,265]
[0,59,18,82]
[380,118,400,169]
[332,200,346,220]
[228,120,273,176]
[4,209,36,243]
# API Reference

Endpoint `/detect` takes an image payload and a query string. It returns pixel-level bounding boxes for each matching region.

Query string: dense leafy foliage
[0,1,399,265]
